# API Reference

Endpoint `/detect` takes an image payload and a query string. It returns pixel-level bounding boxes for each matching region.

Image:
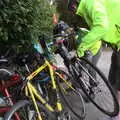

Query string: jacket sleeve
[77,0,109,57]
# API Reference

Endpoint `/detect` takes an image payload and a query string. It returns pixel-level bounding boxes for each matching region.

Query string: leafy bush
[56,0,88,28]
[0,0,56,52]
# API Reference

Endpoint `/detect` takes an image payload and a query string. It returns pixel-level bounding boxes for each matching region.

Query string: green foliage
[56,0,88,28]
[0,0,56,52]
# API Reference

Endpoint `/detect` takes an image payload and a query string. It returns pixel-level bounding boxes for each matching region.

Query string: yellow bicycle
[4,53,85,120]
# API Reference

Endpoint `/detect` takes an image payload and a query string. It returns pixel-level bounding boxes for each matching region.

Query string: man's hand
[77,48,85,57]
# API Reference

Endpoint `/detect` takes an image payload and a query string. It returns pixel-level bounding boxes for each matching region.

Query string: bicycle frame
[25,60,63,120]
[0,75,21,119]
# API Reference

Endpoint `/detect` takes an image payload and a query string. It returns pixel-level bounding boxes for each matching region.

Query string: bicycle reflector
[11,74,21,81]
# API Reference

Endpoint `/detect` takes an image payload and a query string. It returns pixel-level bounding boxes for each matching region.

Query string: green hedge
[0,0,56,52]
[56,0,88,28]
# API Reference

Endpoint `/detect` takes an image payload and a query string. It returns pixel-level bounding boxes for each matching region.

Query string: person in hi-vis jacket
[67,0,120,93]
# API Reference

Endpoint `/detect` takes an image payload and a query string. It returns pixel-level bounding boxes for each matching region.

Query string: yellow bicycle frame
[25,60,63,120]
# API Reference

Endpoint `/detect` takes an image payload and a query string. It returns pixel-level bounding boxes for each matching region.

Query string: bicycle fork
[48,62,63,112]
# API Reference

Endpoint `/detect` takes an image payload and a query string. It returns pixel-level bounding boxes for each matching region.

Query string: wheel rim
[75,58,119,116]
[56,70,86,119]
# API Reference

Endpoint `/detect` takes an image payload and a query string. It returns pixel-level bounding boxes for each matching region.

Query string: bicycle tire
[4,100,56,120]
[55,70,86,119]
[72,57,119,117]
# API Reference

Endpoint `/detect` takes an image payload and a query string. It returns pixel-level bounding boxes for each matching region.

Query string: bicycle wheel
[4,100,56,120]
[55,70,86,119]
[73,57,119,117]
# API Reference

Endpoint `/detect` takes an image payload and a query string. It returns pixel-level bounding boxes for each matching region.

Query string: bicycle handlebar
[49,33,75,47]
[53,33,74,38]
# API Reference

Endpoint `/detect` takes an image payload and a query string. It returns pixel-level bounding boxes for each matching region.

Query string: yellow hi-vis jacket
[76,0,120,57]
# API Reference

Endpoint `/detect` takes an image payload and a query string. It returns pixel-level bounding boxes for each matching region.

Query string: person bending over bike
[67,0,120,96]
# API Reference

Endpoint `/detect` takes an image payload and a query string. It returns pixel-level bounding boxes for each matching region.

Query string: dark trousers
[84,48,102,66]
[84,48,102,83]
[108,50,120,90]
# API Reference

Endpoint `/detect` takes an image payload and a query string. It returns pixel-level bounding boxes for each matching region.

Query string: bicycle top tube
[26,60,53,81]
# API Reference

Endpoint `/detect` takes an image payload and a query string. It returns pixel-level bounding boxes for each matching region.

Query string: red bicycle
[0,59,22,119]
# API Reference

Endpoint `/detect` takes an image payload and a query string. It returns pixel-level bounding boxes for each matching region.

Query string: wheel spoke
[75,58,119,116]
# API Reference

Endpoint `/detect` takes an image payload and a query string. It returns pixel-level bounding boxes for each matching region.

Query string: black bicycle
[51,21,119,117]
